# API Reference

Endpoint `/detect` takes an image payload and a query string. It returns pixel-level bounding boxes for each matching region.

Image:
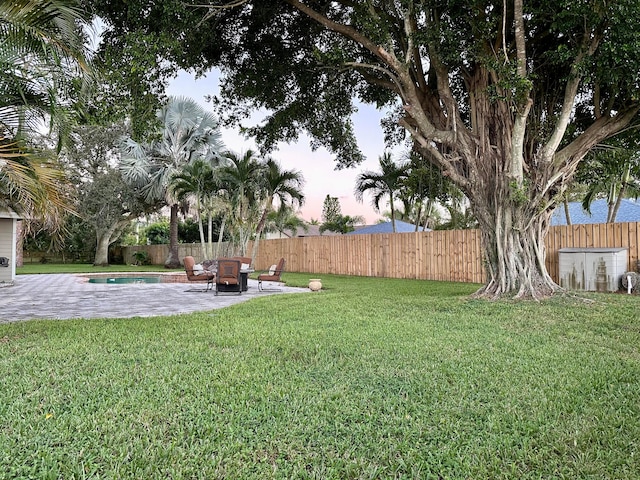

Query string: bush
[144,221,170,245]
[131,251,150,265]
[178,218,201,243]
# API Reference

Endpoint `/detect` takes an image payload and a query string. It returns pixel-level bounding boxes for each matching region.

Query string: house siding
[0,218,16,283]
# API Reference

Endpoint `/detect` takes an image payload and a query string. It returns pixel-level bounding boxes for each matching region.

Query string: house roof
[0,209,20,220]
[550,198,640,225]
[265,224,342,238]
[347,220,425,234]
[294,225,340,237]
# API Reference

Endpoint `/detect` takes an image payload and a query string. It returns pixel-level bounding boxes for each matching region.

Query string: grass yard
[16,263,176,275]
[1,274,639,479]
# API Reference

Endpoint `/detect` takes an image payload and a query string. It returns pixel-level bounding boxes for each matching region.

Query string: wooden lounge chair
[183,256,215,291]
[215,258,242,295]
[257,258,285,291]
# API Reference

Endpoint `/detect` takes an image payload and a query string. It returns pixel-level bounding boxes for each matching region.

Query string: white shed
[559,247,628,292]
[0,209,20,284]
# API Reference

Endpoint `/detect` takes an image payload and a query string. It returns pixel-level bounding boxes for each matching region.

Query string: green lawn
[1,274,639,479]
[16,263,177,275]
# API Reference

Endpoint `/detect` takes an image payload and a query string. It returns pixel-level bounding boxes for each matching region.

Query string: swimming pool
[88,276,161,284]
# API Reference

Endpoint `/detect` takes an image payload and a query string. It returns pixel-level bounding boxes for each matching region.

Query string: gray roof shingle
[551,198,640,225]
[347,220,426,234]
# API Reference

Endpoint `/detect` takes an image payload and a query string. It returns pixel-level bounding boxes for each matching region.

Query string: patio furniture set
[184,256,286,294]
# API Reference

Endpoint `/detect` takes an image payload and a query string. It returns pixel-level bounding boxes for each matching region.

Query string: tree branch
[187,0,250,26]
[401,118,470,190]
[540,104,640,197]
[343,62,404,96]
[540,30,602,162]
[287,0,455,147]
[285,0,399,68]
[510,0,531,183]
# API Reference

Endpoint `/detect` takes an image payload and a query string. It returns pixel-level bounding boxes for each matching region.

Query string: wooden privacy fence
[121,242,234,266]
[253,230,485,283]
[122,222,640,284]
[252,222,640,284]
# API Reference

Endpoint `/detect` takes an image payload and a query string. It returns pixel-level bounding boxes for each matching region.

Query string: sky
[165,70,397,224]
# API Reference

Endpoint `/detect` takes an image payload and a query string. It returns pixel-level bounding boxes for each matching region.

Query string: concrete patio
[0,274,308,323]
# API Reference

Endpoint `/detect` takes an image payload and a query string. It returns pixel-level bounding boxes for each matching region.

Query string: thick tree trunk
[94,232,112,266]
[472,185,560,299]
[165,204,180,268]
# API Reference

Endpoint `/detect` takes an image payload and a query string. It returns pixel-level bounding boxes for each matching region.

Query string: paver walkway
[0,274,308,323]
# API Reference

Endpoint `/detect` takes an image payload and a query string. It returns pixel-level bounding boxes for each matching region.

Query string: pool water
[88,277,161,284]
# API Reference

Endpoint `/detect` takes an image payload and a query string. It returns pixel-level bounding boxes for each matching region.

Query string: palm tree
[354,152,408,233]
[251,157,305,261]
[120,96,224,268]
[578,138,640,223]
[0,0,93,231]
[319,214,365,234]
[0,0,92,138]
[217,150,265,256]
[265,207,309,238]
[170,159,217,259]
[397,152,450,230]
[0,141,69,232]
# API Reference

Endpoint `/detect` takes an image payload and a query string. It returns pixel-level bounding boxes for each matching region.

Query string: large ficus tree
[63,124,157,266]
[92,0,640,298]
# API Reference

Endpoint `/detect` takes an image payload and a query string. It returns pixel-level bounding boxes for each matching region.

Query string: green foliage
[62,123,160,258]
[0,0,94,141]
[321,195,341,224]
[355,152,408,216]
[0,0,95,235]
[320,195,364,234]
[574,131,640,221]
[144,220,169,245]
[178,217,202,244]
[22,215,96,262]
[265,208,308,237]
[130,250,150,266]
[90,0,640,295]
[92,0,640,165]
[86,1,195,138]
[509,179,530,207]
[319,214,363,234]
[120,96,225,267]
[138,218,226,245]
[1,275,640,477]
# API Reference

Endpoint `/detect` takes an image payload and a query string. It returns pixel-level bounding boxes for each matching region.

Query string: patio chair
[215,258,242,295]
[257,258,286,291]
[232,256,252,269]
[183,256,215,292]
